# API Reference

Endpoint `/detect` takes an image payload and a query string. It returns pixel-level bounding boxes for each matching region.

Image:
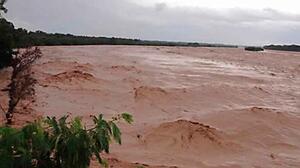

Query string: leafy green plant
[0,113,133,168]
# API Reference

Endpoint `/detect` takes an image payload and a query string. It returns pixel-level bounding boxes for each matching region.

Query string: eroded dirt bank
[1,46,299,167]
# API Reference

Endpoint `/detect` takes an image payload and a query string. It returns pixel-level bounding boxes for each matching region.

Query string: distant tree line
[0,1,13,69]
[0,18,239,49]
[0,18,239,68]
[264,45,300,52]
[245,46,264,52]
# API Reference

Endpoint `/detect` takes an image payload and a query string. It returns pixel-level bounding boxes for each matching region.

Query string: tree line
[0,17,240,69]
[264,44,300,52]
[0,18,239,48]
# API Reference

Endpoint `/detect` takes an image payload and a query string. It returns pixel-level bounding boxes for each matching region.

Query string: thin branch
[0,103,5,114]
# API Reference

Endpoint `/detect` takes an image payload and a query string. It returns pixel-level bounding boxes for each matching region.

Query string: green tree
[0,18,14,69]
[0,0,14,69]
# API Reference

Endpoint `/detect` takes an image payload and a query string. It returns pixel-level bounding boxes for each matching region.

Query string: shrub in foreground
[0,113,133,168]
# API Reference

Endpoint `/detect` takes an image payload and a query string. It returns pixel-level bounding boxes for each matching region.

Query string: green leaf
[71,117,82,132]
[121,113,133,124]
[110,122,121,144]
[100,158,109,168]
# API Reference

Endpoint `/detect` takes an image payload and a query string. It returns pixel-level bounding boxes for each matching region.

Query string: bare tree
[1,47,42,124]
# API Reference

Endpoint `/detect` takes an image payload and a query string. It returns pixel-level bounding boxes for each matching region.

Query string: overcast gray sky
[4,0,300,45]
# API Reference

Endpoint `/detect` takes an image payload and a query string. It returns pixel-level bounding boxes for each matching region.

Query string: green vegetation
[244,46,264,51]
[0,113,133,168]
[0,0,13,69]
[0,19,13,68]
[264,45,300,52]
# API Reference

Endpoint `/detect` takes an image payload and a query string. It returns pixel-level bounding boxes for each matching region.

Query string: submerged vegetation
[0,113,133,168]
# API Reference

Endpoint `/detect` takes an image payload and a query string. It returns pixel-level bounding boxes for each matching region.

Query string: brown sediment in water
[0,45,299,168]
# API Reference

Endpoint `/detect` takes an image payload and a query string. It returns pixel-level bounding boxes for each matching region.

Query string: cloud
[155,3,167,12]
[4,0,300,45]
